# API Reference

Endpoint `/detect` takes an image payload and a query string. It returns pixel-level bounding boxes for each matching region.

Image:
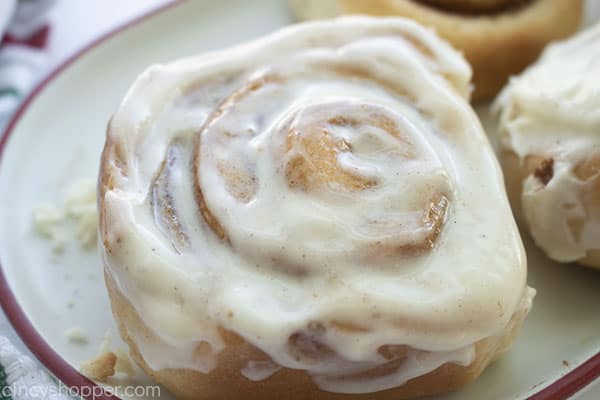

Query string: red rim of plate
[0,2,598,399]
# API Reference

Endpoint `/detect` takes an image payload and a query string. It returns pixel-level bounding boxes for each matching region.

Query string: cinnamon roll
[288,0,583,102]
[495,22,600,269]
[99,17,533,400]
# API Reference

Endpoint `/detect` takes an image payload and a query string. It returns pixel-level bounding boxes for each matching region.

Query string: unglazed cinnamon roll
[289,0,583,102]
[495,23,600,269]
[99,17,533,400]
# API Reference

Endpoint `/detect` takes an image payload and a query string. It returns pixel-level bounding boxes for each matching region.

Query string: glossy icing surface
[100,17,528,393]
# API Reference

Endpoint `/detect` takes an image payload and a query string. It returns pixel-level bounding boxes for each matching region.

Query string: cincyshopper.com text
[1,381,161,399]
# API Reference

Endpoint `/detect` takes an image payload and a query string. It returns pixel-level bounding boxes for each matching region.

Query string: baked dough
[289,0,583,102]
[495,22,600,269]
[99,17,533,399]
[105,271,532,400]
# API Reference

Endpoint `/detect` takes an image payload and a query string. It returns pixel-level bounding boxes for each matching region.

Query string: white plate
[0,1,598,399]
[0,0,15,37]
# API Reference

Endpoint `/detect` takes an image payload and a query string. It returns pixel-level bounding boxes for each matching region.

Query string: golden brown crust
[104,270,527,400]
[98,119,128,257]
[580,251,600,270]
[80,352,117,382]
[289,0,583,102]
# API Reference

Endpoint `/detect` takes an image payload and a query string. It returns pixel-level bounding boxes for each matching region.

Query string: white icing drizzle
[101,17,528,393]
[241,360,282,382]
[495,22,600,262]
[313,345,475,394]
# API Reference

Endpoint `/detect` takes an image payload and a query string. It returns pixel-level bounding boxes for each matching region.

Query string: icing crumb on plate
[32,178,98,254]
[65,326,89,345]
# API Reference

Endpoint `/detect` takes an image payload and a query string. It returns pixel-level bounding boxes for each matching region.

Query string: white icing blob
[495,22,600,262]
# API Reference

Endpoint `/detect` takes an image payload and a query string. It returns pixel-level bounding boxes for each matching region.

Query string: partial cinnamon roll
[99,17,532,400]
[495,22,600,269]
[289,0,583,102]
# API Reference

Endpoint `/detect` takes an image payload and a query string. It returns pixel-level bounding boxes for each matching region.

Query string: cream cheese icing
[100,17,530,393]
[495,22,600,263]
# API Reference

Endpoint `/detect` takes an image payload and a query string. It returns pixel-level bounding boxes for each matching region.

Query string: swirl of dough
[194,71,453,277]
[99,17,531,399]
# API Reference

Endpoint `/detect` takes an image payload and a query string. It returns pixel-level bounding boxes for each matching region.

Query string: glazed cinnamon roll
[289,0,583,102]
[495,22,600,269]
[99,17,533,400]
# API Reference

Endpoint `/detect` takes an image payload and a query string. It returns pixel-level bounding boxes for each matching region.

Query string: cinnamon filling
[417,0,531,15]
[282,102,415,193]
[533,158,554,186]
[573,152,600,181]
[150,140,189,249]
[194,70,451,253]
